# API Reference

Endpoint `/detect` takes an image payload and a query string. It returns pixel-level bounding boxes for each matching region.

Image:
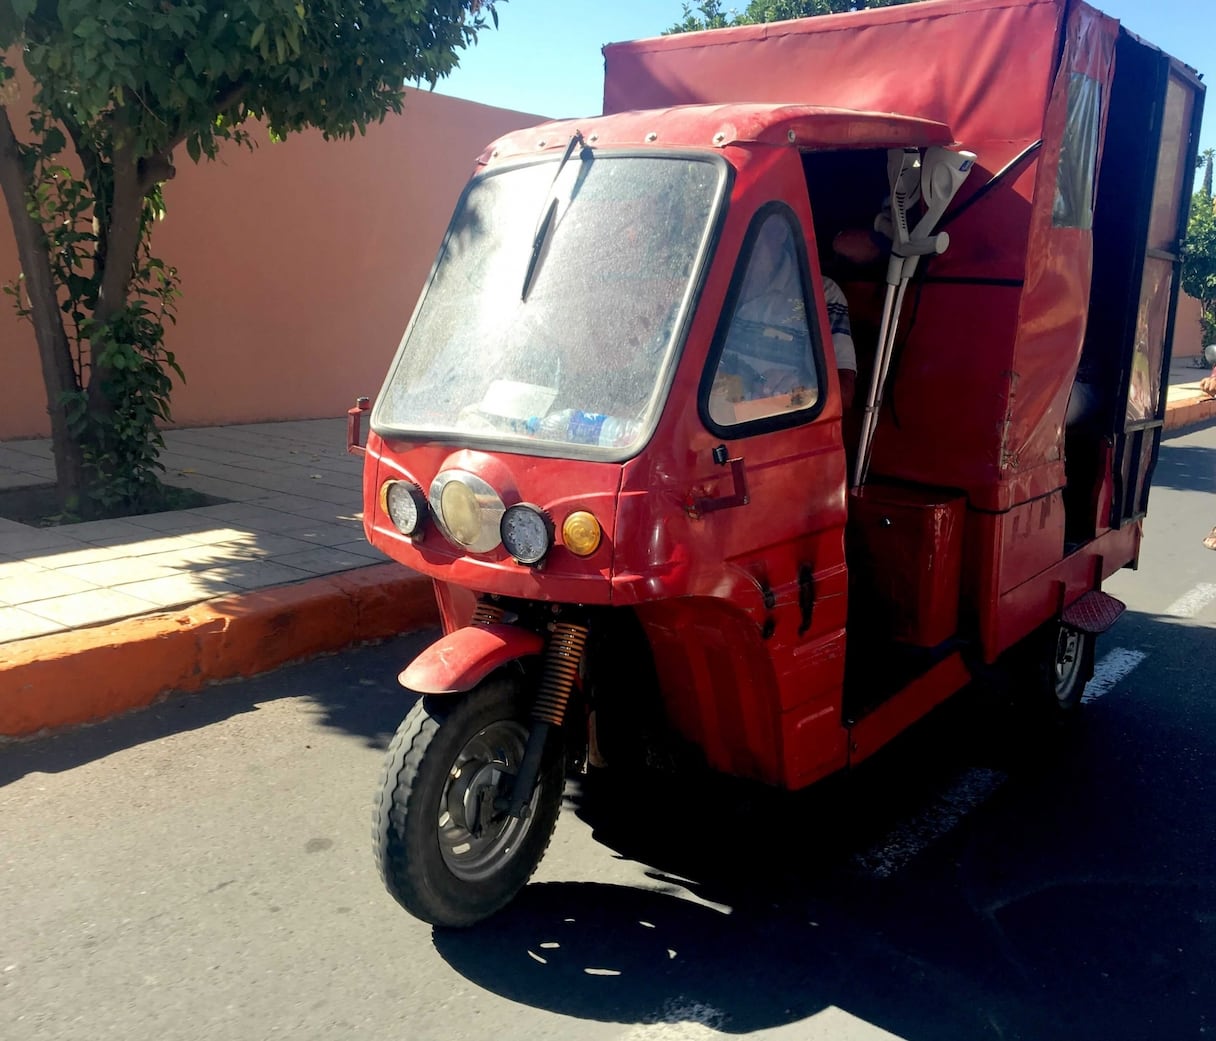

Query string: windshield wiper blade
[521,198,559,303]
[521,131,586,302]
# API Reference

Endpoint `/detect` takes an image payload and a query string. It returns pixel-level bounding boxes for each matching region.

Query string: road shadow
[433,610,1215,1041]
[1150,437,1216,492]
[0,634,423,789]
[1162,413,1216,442]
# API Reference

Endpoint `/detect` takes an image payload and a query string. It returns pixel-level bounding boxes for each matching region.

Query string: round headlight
[501,504,553,565]
[429,470,504,553]
[561,511,602,557]
[380,480,427,537]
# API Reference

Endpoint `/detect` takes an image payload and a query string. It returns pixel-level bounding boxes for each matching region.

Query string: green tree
[0,0,498,518]
[1183,188,1216,347]
[1182,149,1216,349]
[665,0,921,33]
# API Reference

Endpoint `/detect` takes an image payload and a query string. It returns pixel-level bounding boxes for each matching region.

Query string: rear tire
[1048,624,1094,712]
[1006,621,1095,716]
[374,675,564,928]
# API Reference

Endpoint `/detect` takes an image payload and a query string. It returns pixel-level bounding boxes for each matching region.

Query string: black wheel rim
[437,719,540,882]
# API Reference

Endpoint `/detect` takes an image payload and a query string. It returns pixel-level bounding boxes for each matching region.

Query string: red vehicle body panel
[364,0,1201,791]
[400,623,545,695]
[601,0,1195,664]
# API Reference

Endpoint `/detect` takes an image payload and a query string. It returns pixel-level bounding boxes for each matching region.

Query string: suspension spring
[531,621,589,726]
[470,600,506,626]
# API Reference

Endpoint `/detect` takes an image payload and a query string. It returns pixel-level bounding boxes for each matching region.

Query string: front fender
[399,623,545,695]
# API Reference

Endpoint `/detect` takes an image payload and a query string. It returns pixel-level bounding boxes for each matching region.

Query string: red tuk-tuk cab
[353,0,1204,926]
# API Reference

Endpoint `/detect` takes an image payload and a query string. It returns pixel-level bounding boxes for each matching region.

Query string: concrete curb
[0,564,437,739]
[1164,392,1216,432]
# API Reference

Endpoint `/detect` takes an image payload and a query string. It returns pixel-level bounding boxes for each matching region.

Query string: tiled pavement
[0,419,384,645]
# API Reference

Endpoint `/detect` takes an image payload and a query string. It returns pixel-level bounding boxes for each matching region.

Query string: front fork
[471,601,589,820]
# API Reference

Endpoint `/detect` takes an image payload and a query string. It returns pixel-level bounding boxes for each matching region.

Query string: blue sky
[435,0,1213,155]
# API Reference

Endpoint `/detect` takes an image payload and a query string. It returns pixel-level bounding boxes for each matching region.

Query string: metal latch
[687,444,749,517]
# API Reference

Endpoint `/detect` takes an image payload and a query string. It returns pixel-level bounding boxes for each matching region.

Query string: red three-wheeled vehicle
[350,0,1203,925]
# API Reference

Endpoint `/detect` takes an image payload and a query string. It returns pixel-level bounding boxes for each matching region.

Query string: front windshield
[374,151,724,455]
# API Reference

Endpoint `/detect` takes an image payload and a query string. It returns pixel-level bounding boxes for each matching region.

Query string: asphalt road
[2,421,1213,1041]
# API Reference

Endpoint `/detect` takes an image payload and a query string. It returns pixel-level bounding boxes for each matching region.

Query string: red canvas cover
[603,0,1119,510]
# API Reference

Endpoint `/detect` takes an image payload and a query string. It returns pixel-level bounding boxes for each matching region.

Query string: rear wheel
[1049,625,1094,712]
[374,675,564,927]
[1007,621,1095,716]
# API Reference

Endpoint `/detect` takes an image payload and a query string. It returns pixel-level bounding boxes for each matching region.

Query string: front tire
[374,675,564,927]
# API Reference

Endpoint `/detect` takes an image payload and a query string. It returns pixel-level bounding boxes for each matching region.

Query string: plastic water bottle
[597,416,641,447]
[527,409,576,439]
[567,411,608,444]
[527,410,601,443]
[528,410,639,446]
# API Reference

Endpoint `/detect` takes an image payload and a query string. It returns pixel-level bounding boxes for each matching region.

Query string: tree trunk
[86,142,146,419]
[0,104,86,511]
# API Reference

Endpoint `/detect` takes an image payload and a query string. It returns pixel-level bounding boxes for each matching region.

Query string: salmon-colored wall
[0,87,1208,439]
[0,87,545,439]
[1173,290,1206,358]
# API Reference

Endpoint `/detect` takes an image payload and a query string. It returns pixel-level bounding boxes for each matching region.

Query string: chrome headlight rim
[380,479,428,537]
[500,502,554,566]
[429,470,505,554]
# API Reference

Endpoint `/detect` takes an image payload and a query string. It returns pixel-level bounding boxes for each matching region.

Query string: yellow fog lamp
[562,511,602,557]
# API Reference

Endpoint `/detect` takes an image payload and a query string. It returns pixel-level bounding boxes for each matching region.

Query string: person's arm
[823,278,857,407]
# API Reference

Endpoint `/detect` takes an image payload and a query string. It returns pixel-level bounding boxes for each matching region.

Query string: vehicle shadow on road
[434,612,1216,1041]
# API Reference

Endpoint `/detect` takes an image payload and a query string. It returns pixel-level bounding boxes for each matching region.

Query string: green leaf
[42,127,66,154]
[250,23,266,48]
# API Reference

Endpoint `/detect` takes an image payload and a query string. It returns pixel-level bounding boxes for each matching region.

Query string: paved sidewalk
[0,419,383,644]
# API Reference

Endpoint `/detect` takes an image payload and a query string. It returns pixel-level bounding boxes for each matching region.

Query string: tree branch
[139,81,250,194]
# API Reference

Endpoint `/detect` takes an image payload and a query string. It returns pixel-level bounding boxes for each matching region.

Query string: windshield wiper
[521,131,587,301]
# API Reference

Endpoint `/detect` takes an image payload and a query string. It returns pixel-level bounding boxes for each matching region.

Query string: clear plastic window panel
[707,214,821,427]
[1053,73,1102,230]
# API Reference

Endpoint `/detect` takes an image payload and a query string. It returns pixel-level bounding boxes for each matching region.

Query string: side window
[706,212,822,428]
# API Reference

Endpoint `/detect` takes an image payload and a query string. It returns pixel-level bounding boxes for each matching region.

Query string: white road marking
[850,767,1006,880]
[1163,583,1216,619]
[620,1001,726,1039]
[1081,648,1147,704]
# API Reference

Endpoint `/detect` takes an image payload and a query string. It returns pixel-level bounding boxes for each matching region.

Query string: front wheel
[374,676,564,927]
